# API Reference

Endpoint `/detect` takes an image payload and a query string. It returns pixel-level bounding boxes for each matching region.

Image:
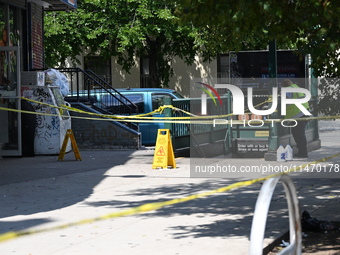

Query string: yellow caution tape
[0,151,339,243]
[0,97,339,124]
[22,97,339,123]
[3,102,340,125]
[61,98,271,120]
[22,97,268,120]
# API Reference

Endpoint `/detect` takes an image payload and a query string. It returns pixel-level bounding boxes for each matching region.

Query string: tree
[44,0,202,88]
[45,0,340,114]
[177,0,340,115]
[177,0,340,77]
[318,77,340,116]
[44,0,278,88]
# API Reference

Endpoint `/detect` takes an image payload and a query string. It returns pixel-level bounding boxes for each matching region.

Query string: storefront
[0,0,76,156]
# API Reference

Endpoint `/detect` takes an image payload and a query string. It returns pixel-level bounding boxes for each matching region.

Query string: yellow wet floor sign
[58,129,82,161]
[152,129,176,169]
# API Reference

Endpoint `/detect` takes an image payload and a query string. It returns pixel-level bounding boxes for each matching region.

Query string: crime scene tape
[22,97,197,120]
[22,98,340,125]
[22,96,269,120]
[0,151,340,243]
[19,97,340,123]
[23,96,271,120]
[1,97,339,124]
[0,105,206,124]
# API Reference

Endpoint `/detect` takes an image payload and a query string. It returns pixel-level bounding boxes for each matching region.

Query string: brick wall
[70,104,141,150]
[31,3,44,69]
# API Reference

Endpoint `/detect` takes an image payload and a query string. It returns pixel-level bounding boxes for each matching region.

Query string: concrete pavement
[0,120,340,254]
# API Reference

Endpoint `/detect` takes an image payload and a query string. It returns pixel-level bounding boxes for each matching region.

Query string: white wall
[111,56,140,89]
[110,55,218,97]
[70,53,218,96]
[169,56,217,97]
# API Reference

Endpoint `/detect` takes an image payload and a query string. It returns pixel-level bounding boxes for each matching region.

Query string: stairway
[57,68,141,149]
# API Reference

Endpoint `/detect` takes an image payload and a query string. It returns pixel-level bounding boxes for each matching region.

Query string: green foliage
[44,0,199,87]
[318,78,340,116]
[44,11,83,66]
[45,0,340,111]
[178,0,340,77]
[177,0,340,115]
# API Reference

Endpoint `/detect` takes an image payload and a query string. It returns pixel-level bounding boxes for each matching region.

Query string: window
[101,93,144,114]
[9,6,20,47]
[0,3,22,92]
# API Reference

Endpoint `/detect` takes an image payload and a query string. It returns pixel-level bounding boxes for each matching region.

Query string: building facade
[0,0,76,157]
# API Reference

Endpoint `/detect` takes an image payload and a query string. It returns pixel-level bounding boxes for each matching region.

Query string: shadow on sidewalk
[0,150,139,232]
[1,144,340,244]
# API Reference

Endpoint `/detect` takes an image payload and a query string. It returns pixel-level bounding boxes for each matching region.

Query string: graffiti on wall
[23,87,60,141]
[35,115,60,141]
[21,86,71,154]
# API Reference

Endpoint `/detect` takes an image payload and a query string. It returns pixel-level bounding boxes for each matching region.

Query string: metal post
[163,97,174,147]
[310,75,319,140]
[265,40,279,161]
[164,97,172,130]
[227,91,232,152]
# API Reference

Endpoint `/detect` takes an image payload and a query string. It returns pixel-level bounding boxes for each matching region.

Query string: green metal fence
[164,96,232,157]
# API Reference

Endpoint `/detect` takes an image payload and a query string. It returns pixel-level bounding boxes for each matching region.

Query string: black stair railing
[58,67,139,115]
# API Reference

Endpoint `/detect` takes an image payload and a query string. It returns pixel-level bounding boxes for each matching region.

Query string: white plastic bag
[45,69,70,97]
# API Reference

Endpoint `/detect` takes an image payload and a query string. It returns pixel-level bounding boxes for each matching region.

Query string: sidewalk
[0,121,340,255]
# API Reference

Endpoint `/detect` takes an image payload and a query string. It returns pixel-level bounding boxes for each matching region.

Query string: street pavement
[0,120,339,255]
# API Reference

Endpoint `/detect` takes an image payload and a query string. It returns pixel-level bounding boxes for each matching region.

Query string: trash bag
[45,69,70,97]
[301,210,321,231]
[301,210,335,232]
